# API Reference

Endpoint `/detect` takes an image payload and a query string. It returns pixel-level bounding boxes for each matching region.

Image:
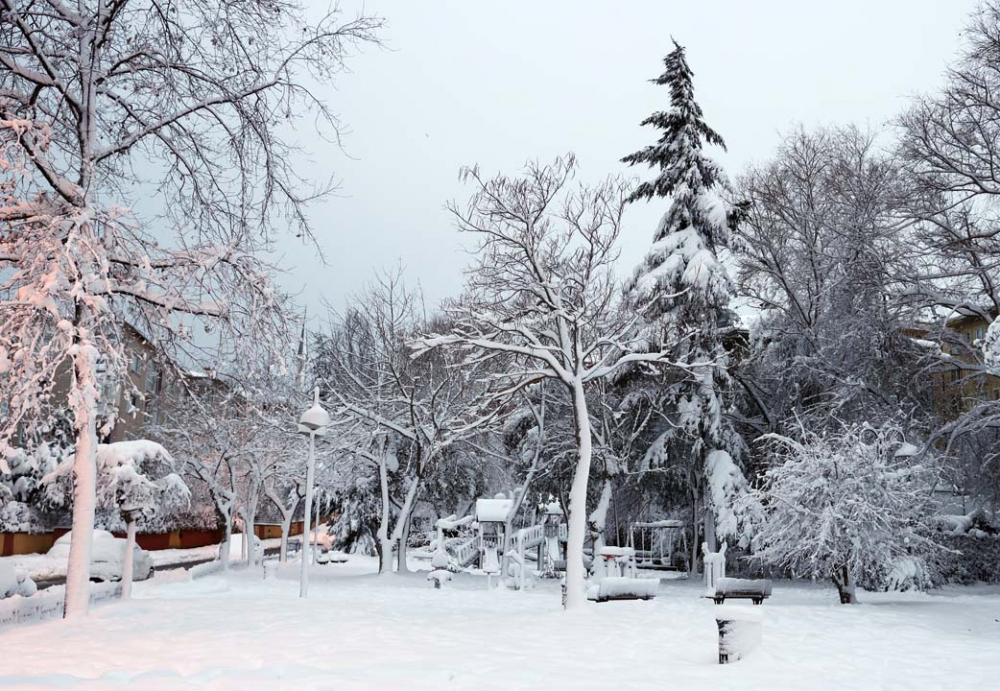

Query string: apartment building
[917,312,1000,415]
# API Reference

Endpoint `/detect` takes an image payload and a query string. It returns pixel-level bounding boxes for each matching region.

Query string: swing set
[628,520,688,571]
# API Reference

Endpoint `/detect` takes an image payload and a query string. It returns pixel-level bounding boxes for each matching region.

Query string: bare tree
[413,156,689,609]
[896,2,1000,507]
[316,270,492,574]
[735,126,923,432]
[0,0,379,616]
[264,453,306,564]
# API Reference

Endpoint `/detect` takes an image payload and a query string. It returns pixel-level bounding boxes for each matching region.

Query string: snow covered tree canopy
[622,40,727,206]
[0,2,383,453]
[748,424,941,600]
[43,440,190,519]
[621,41,739,321]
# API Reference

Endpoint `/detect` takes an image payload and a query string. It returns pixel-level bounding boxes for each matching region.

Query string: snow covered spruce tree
[621,41,748,557]
[413,156,687,609]
[0,2,379,617]
[749,425,940,603]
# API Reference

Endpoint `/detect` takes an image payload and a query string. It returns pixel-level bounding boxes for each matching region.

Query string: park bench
[587,577,659,603]
[711,577,772,605]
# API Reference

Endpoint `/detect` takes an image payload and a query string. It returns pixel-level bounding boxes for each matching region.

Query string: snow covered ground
[0,557,997,690]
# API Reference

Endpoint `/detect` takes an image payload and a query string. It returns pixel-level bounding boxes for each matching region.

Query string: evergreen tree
[622,40,746,556]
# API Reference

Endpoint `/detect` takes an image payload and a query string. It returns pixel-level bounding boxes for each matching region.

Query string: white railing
[446,523,566,573]
[511,524,545,554]
[450,537,480,566]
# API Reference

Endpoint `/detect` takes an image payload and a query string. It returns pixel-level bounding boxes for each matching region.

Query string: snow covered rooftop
[476,498,513,522]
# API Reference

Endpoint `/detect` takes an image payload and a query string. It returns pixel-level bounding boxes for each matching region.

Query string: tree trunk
[689,490,701,578]
[391,476,422,575]
[245,488,260,566]
[121,519,136,600]
[220,513,233,571]
[239,512,248,561]
[565,380,594,610]
[704,504,718,554]
[266,489,299,565]
[63,337,99,619]
[833,564,858,604]
[376,445,393,575]
[397,511,411,575]
[589,478,613,553]
[312,499,320,565]
[279,512,293,563]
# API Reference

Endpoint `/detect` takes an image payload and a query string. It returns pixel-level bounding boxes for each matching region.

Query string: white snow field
[0,557,997,690]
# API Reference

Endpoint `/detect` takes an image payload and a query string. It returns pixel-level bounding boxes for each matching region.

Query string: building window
[130,353,143,375]
[145,365,158,392]
[976,326,986,342]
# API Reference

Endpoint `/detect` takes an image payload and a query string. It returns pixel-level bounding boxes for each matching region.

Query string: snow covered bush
[0,564,37,600]
[928,534,1000,585]
[748,424,941,603]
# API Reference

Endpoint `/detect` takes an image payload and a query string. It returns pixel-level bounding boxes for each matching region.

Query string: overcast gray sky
[279,0,977,321]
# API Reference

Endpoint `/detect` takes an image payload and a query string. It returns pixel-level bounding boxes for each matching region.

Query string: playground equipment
[421,497,570,590]
[703,542,727,595]
[433,514,475,567]
[593,546,638,580]
[586,544,658,603]
[428,550,453,589]
[476,497,513,578]
[540,501,565,578]
[629,519,688,571]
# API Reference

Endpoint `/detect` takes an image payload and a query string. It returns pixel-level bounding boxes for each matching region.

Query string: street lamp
[298,386,330,598]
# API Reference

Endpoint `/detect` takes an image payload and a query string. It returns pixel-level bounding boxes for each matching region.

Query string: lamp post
[298,387,330,598]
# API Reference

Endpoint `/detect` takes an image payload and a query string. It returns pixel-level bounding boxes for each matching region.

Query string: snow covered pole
[297,388,329,599]
[121,517,137,600]
[300,432,316,597]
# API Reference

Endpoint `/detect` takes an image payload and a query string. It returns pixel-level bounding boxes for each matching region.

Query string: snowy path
[0,557,997,690]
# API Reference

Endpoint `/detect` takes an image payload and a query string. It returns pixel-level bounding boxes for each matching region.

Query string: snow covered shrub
[0,564,37,599]
[329,476,382,556]
[928,534,1000,585]
[748,424,941,603]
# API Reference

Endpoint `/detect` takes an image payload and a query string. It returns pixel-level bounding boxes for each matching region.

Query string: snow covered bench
[316,550,348,565]
[587,577,658,603]
[711,577,772,605]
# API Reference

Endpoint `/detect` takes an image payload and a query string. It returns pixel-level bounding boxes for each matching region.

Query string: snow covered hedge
[0,502,44,533]
[929,534,1000,585]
